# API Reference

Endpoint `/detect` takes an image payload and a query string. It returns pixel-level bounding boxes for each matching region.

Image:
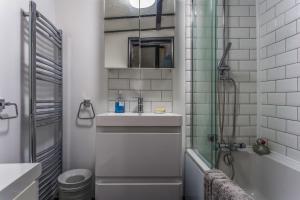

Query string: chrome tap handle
[137,97,143,113]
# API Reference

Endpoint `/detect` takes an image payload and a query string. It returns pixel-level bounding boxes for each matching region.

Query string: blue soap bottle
[115,94,125,113]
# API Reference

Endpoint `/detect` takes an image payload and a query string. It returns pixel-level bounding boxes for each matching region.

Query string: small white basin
[96,112,182,127]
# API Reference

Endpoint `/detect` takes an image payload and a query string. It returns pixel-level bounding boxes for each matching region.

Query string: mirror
[104,0,176,69]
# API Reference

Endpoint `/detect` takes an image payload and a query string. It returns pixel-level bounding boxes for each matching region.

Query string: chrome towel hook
[77,99,95,120]
[0,98,19,120]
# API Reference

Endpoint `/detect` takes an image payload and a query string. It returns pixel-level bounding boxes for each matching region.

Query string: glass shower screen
[191,0,217,168]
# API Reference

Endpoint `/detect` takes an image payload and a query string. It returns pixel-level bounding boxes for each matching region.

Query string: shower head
[218,42,232,68]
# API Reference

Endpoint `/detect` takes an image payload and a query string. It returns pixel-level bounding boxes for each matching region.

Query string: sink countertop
[97,112,182,117]
[0,163,41,199]
[96,112,182,127]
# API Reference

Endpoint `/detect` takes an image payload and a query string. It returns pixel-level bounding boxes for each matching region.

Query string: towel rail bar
[36,113,61,121]
[36,69,62,81]
[36,100,62,104]
[36,144,58,157]
[36,76,62,85]
[25,2,63,199]
[37,64,62,76]
[36,21,62,43]
[36,52,62,67]
[36,58,62,71]
[36,28,62,48]
[37,11,61,36]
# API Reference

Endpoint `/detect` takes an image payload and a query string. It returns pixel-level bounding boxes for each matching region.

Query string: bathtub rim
[186,149,210,172]
[186,148,300,174]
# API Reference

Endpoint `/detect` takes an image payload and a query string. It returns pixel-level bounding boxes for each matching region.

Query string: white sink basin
[96,112,182,127]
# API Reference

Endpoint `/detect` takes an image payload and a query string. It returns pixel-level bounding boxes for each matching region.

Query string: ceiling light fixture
[129,0,156,9]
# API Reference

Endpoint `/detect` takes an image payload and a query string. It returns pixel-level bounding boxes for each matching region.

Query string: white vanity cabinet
[0,163,41,200]
[95,113,183,200]
[13,181,38,200]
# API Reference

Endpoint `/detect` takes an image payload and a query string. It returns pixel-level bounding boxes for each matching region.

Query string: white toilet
[58,169,92,200]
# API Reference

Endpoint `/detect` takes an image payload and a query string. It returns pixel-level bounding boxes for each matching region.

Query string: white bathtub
[185,148,300,200]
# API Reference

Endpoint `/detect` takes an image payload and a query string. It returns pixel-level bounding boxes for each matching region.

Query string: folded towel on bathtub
[215,180,255,200]
[204,170,254,200]
[204,170,229,200]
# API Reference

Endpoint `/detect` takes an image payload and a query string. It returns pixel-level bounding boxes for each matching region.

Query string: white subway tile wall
[185,0,257,148]
[258,0,300,161]
[218,0,257,144]
[107,69,173,113]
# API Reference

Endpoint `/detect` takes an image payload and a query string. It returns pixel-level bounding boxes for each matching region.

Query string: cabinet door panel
[13,181,38,200]
[95,132,181,177]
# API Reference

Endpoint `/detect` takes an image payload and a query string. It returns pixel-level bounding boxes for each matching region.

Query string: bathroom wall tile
[286,34,300,51]
[119,90,140,101]
[240,126,256,136]
[109,79,130,90]
[240,39,256,49]
[240,104,257,114]
[260,127,276,140]
[287,120,300,135]
[260,8,275,25]
[162,91,173,101]
[266,15,285,33]
[266,0,281,10]
[277,106,298,120]
[276,78,298,92]
[119,69,140,79]
[140,70,162,79]
[267,40,285,57]
[268,117,286,132]
[285,4,300,24]
[129,101,151,113]
[287,147,300,162]
[287,92,300,106]
[261,116,268,127]
[240,82,257,92]
[108,69,119,78]
[108,90,119,100]
[267,66,285,80]
[229,28,250,38]
[260,32,276,47]
[268,93,286,105]
[239,60,257,71]
[286,63,300,78]
[129,80,151,90]
[140,91,162,101]
[151,101,173,113]
[261,105,276,117]
[151,80,172,90]
[276,0,295,16]
[162,70,173,79]
[268,141,287,155]
[276,49,298,67]
[229,6,250,16]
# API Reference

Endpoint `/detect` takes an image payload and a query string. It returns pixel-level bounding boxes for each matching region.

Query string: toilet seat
[58,169,92,190]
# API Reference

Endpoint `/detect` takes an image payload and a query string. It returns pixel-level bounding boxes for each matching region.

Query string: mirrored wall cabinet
[104,0,176,69]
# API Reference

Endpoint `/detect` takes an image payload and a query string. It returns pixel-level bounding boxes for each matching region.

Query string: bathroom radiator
[24,1,63,199]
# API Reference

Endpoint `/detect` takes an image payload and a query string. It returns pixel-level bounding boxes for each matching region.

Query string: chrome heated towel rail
[24,1,63,199]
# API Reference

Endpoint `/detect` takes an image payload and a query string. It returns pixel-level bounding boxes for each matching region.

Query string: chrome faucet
[137,97,143,113]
